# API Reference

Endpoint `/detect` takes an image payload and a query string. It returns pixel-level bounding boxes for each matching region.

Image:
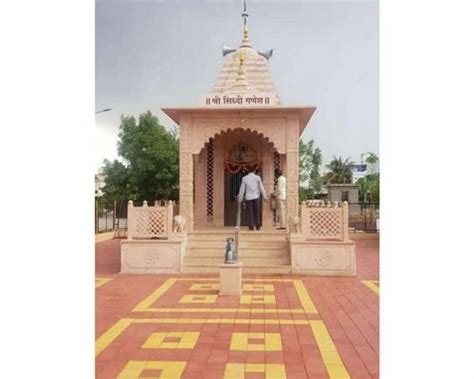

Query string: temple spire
[214,0,279,102]
[240,0,251,47]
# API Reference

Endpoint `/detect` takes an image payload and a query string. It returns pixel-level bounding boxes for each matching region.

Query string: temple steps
[187,230,288,241]
[184,256,290,266]
[181,266,291,274]
[186,249,289,258]
[182,229,291,274]
[186,241,289,250]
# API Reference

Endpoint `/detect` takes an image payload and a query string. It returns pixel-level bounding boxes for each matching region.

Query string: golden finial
[243,24,249,42]
[232,50,247,89]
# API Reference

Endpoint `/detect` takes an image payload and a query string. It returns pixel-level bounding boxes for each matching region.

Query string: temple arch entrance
[194,128,282,230]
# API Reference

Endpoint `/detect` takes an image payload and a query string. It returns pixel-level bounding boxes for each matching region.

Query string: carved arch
[192,127,283,155]
[190,118,286,154]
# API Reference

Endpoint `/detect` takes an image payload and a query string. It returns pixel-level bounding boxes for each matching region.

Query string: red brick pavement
[96,238,379,378]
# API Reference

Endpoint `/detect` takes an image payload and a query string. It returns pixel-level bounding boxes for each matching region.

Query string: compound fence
[95,200,128,234]
[348,203,379,232]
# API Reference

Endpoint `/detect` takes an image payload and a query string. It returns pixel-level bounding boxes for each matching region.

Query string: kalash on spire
[201,0,281,107]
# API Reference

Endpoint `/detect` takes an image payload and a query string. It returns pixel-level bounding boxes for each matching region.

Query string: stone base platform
[120,235,187,274]
[290,236,356,276]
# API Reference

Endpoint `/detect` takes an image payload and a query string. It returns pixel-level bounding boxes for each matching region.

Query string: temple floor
[96,237,379,378]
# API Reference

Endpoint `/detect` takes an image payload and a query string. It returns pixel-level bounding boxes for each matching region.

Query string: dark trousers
[246,198,261,230]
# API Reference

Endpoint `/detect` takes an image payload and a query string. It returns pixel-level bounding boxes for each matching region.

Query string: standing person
[274,168,287,229]
[238,167,268,230]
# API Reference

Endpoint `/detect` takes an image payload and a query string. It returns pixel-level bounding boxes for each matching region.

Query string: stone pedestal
[290,235,356,276]
[120,234,187,274]
[219,262,242,295]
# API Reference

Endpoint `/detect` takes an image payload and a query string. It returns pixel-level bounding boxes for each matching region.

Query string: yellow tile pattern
[117,360,186,379]
[132,278,176,312]
[98,278,350,378]
[175,278,294,282]
[230,332,282,351]
[179,294,217,303]
[223,363,287,378]
[309,320,350,379]
[97,317,349,377]
[240,295,276,304]
[242,284,275,291]
[361,280,380,294]
[137,307,305,314]
[96,318,133,357]
[293,279,319,314]
[132,318,309,325]
[131,277,314,313]
[96,318,309,357]
[189,283,219,291]
[95,277,112,288]
[142,332,200,349]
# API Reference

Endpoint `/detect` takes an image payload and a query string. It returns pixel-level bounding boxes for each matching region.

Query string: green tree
[299,139,322,201]
[357,173,379,203]
[365,152,379,165]
[100,111,179,204]
[100,159,132,206]
[322,156,354,184]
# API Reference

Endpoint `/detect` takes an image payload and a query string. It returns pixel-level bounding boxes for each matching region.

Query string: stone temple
[120,8,356,276]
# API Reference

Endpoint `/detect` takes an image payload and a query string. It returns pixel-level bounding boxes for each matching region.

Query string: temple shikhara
[121,5,356,276]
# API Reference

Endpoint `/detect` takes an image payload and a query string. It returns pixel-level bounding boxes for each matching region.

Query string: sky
[95,0,379,171]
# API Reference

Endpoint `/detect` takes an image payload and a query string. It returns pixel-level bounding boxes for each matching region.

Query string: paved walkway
[96,238,379,378]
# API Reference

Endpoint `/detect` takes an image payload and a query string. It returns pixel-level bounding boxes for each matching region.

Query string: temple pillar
[262,142,274,229]
[179,115,194,231]
[179,151,194,232]
[194,151,207,228]
[285,116,300,228]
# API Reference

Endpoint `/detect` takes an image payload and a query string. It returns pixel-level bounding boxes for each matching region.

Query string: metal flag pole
[242,0,248,26]
[235,199,242,261]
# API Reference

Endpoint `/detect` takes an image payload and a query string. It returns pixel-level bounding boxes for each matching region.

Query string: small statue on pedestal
[224,237,237,263]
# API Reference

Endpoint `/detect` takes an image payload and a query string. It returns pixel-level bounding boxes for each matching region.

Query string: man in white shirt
[238,167,268,231]
[274,168,287,229]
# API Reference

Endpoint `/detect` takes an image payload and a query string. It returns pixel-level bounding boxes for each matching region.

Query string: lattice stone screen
[301,201,349,241]
[127,200,174,239]
[206,138,214,221]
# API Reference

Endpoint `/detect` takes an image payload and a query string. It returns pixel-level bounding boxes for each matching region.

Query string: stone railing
[127,200,174,240]
[301,200,349,242]
[122,200,187,274]
[290,200,356,276]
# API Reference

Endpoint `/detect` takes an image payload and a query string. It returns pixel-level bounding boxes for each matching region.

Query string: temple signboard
[200,93,277,107]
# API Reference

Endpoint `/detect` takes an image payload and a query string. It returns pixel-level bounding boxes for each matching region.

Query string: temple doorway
[224,169,263,227]
[223,141,262,227]
[193,129,281,230]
